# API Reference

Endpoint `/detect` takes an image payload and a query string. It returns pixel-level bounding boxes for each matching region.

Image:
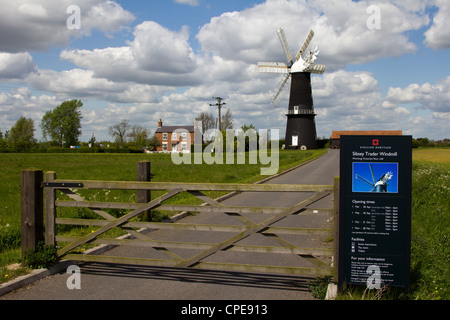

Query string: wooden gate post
[137,161,151,221]
[45,172,57,246]
[21,169,44,255]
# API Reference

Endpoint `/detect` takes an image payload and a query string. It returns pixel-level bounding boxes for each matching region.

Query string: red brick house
[155,119,196,152]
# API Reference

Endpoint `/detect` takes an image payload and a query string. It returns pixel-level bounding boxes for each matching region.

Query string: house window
[172,132,177,140]
[182,132,187,141]
[162,133,168,141]
[181,142,188,151]
[162,142,168,151]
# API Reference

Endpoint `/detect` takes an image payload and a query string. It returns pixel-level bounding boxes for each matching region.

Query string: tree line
[1,100,83,151]
[108,109,235,150]
[1,99,448,152]
[0,99,238,151]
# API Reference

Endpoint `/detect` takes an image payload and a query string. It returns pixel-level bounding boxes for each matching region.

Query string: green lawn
[412,147,450,163]
[0,150,326,228]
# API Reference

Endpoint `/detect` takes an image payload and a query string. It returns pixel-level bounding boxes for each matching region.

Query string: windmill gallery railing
[20,162,338,278]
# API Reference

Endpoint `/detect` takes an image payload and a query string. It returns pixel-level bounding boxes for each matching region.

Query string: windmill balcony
[286,109,316,115]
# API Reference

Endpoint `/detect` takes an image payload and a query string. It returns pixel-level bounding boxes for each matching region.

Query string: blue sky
[0,0,449,142]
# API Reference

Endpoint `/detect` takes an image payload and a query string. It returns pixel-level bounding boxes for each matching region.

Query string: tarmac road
[1,149,339,301]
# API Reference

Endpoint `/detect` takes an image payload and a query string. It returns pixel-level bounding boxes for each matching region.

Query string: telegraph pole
[210,97,226,131]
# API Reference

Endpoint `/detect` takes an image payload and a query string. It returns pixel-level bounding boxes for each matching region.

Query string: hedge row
[0,147,145,154]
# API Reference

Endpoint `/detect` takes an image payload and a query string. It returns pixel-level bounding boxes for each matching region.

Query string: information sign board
[338,135,412,289]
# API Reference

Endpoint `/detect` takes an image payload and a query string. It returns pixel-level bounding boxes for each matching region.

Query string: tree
[237,123,258,152]
[240,123,256,132]
[147,134,161,151]
[41,100,83,147]
[9,116,36,150]
[109,119,130,147]
[0,129,7,148]
[197,112,216,133]
[88,133,96,148]
[221,108,233,130]
[129,125,149,148]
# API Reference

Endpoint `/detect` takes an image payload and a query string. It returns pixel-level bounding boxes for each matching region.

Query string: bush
[0,146,145,154]
[21,242,58,269]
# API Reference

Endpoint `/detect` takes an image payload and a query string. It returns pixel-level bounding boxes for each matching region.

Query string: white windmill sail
[295,29,314,62]
[305,63,326,74]
[257,62,289,74]
[277,28,293,65]
[272,73,290,105]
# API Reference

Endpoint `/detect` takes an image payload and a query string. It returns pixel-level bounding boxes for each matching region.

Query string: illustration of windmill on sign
[258,28,325,150]
[353,163,397,193]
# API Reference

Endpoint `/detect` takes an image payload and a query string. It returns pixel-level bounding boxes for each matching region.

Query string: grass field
[0,150,326,228]
[409,148,449,300]
[413,148,450,163]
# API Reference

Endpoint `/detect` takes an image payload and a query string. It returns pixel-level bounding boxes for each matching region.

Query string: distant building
[330,130,403,149]
[155,119,196,153]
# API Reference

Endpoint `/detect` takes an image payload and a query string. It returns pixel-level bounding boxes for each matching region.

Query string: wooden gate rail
[39,170,336,277]
[44,179,332,192]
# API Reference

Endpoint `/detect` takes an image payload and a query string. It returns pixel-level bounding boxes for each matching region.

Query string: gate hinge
[41,182,84,188]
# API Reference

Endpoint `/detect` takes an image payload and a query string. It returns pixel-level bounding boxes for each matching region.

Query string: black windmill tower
[258,28,325,149]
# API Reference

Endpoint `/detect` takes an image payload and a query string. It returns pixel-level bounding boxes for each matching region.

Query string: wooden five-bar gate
[21,162,338,278]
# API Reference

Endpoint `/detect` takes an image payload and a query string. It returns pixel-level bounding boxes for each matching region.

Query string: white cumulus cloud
[197,0,430,70]
[424,0,450,49]
[0,52,37,80]
[385,76,450,112]
[0,0,135,53]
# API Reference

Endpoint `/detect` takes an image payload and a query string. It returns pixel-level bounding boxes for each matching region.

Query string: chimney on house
[158,119,162,128]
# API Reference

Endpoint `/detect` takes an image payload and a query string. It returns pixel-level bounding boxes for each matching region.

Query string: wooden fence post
[333,176,340,284]
[21,169,44,255]
[137,161,151,221]
[45,172,57,246]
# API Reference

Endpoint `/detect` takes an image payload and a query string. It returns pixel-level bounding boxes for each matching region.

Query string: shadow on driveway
[79,262,313,293]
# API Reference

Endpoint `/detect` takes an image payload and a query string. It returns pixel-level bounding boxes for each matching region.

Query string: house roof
[330,130,403,139]
[156,126,195,133]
